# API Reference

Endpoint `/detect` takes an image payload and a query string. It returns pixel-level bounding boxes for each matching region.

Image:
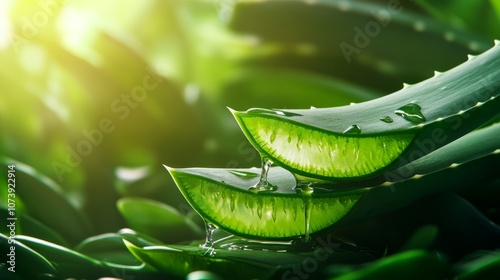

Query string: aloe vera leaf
[0,157,93,244]
[124,241,277,279]
[124,239,373,279]
[167,155,497,240]
[386,121,500,181]
[330,250,447,280]
[0,233,57,277]
[221,67,382,110]
[117,228,165,247]
[414,0,500,39]
[232,41,500,181]
[492,0,500,18]
[117,197,203,243]
[229,0,492,88]
[14,235,148,278]
[75,233,142,265]
[400,225,439,252]
[0,207,68,246]
[351,153,499,222]
[167,165,364,239]
[346,121,500,223]
[14,235,103,275]
[455,252,500,280]
[167,122,499,238]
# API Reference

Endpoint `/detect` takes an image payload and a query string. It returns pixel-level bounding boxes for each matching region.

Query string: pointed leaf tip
[162,164,171,171]
[163,165,177,176]
[227,106,237,114]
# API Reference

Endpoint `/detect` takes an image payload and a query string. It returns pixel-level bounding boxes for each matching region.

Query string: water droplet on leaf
[394,103,426,124]
[380,116,393,123]
[343,124,361,134]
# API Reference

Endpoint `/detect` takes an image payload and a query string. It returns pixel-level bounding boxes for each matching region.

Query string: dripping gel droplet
[343,124,361,134]
[201,222,217,249]
[394,103,426,124]
[380,116,393,123]
[295,184,314,242]
[249,158,277,192]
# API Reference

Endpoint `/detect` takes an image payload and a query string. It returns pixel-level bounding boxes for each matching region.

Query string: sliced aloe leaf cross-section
[166,122,499,239]
[232,41,500,182]
[166,165,363,239]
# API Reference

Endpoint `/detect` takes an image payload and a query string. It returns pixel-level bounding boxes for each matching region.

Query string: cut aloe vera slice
[166,123,498,239]
[232,41,500,181]
[167,166,363,239]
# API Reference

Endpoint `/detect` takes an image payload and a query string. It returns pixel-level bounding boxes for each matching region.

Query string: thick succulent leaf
[399,225,439,251]
[117,228,165,247]
[14,235,148,278]
[167,123,499,238]
[117,197,203,243]
[75,233,142,265]
[386,121,500,181]
[341,122,500,225]
[167,165,364,239]
[233,42,500,181]
[0,207,68,246]
[14,235,104,274]
[330,250,447,280]
[414,0,500,39]
[454,251,500,280]
[124,239,373,279]
[125,241,276,279]
[229,0,492,89]
[492,0,500,18]
[0,157,93,244]
[0,233,57,278]
[221,67,382,110]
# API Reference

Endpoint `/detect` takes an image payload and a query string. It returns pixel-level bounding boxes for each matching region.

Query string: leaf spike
[467,54,476,61]
[494,39,500,46]
[433,71,442,77]
[402,83,412,89]
[163,164,175,173]
[411,174,423,180]
[381,181,394,187]
[226,106,238,115]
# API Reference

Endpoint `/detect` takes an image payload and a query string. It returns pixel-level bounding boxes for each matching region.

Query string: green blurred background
[1,0,499,239]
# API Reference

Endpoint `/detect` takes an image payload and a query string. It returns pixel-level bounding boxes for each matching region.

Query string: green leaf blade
[167,166,363,239]
[233,111,416,179]
[233,41,500,181]
[117,197,203,243]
